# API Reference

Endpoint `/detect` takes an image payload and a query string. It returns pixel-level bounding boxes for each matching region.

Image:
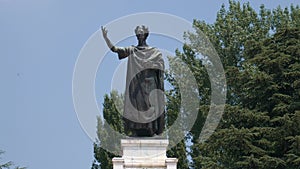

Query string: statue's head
[135,25,149,41]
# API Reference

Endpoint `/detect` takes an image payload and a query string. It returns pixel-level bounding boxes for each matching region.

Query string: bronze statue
[101,25,165,137]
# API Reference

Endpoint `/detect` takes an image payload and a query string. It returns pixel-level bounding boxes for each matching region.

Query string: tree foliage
[0,151,26,169]
[92,91,123,169]
[187,1,300,168]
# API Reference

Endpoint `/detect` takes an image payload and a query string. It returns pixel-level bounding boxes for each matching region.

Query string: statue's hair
[135,25,149,39]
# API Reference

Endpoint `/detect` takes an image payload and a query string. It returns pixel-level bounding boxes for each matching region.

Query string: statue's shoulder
[135,46,159,51]
[132,46,161,56]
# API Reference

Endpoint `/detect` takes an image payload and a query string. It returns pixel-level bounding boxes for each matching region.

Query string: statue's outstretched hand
[101,26,114,50]
[101,26,108,39]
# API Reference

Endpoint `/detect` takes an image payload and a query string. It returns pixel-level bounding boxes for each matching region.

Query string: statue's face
[136,27,146,41]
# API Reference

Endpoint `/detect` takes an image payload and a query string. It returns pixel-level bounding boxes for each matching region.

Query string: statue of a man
[101,25,165,137]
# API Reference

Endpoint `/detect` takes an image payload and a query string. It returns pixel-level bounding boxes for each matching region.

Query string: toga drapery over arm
[111,46,132,60]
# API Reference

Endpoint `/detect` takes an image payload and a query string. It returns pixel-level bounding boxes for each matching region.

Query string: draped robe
[116,45,165,137]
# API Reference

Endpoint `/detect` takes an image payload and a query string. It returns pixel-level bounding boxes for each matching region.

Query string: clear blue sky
[0,0,298,169]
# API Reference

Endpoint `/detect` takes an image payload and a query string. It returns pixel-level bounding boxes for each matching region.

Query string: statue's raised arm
[101,26,131,59]
[101,26,117,52]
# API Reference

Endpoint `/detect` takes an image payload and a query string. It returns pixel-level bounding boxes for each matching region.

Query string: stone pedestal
[113,139,178,169]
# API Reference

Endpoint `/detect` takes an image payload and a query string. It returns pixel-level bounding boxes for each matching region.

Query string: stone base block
[112,139,178,169]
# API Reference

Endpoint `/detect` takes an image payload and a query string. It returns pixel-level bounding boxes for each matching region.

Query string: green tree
[0,151,26,169]
[179,1,300,168]
[188,2,300,167]
[92,91,124,169]
[165,66,189,169]
[244,27,300,168]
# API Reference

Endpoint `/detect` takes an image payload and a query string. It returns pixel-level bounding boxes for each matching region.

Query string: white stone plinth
[112,139,178,169]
